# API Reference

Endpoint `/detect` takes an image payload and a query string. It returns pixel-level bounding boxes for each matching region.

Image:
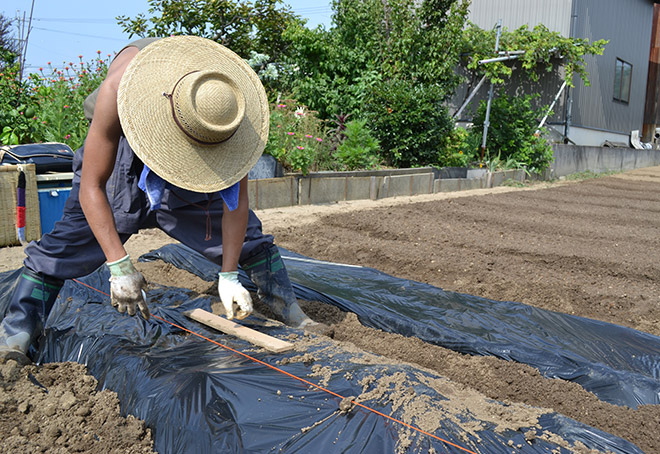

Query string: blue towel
[218,178,240,211]
[138,166,239,212]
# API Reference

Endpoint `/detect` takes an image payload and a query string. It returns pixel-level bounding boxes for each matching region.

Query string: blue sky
[2,0,332,72]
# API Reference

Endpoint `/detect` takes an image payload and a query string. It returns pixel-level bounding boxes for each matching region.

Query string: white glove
[218,271,253,320]
[107,255,150,319]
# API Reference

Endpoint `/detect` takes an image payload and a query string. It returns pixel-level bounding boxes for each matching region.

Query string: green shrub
[438,127,473,167]
[468,94,554,174]
[364,79,454,168]
[0,62,34,145]
[334,119,380,170]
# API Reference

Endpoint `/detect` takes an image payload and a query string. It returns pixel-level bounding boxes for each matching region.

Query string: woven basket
[0,164,41,247]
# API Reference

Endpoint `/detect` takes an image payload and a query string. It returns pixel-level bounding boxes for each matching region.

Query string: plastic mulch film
[141,244,660,409]
[0,244,649,454]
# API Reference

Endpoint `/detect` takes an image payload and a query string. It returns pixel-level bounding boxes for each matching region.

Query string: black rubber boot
[0,267,64,364]
[241,245,314,328]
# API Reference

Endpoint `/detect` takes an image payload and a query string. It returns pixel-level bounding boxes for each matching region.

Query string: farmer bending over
[0,36,316,364]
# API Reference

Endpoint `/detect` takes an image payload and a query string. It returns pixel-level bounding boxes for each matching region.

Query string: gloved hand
[107,255,150,319]
[218,271,253,320]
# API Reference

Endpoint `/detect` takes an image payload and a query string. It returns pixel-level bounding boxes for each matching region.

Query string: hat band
[165,71,239,146]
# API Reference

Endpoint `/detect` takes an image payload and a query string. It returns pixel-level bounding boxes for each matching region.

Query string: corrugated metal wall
[467,0,573,35]
[570,0,653,134]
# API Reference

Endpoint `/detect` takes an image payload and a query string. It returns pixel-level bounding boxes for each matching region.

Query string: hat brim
[117,36,269,192]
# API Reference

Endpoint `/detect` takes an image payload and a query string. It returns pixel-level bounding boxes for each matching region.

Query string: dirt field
[1,166,660,453]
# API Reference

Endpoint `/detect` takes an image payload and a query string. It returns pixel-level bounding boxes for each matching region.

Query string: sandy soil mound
[0,360,153,453]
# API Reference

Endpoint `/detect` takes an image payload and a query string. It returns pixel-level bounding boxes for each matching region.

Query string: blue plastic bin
[37,188,71,235]
[36,173,73,236]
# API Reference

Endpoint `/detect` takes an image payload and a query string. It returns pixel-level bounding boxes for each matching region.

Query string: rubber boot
[241,245,315,328]
[0,267,64,364]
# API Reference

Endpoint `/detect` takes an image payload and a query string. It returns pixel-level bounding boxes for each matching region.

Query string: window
[613,58,632,103]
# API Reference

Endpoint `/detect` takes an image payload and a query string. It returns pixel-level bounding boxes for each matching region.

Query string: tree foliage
[0,14,19,70]
[117,0,302,59]
[460,22,608,86]
[282,0,469,117]
[365,79,454,168]
[279,0,469,167]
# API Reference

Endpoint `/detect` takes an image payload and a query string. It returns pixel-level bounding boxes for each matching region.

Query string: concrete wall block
[436,178,461,193]
[382,173,434,198]
[467,168,488,179]
[249,177,298,210]
[387,174,412,197]
[462,178,483,191]
[378,176,391,199]
[497,170,526,184]
[490,171,507,187]
[596,148,623,173]
[414,173,435,195]
[505,170,518,181]
[620,151,636,171]
[634,150,660,168]
[552,144,660,177]
[299,176,346,205]
[345,176,376,201]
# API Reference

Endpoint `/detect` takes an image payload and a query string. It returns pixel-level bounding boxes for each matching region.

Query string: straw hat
[117,35,269,192]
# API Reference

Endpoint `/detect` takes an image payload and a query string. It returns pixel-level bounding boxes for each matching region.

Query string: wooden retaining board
[184,308,294,353]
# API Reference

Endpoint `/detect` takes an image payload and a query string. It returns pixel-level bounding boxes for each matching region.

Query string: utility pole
[480,19,502,162]
[16,0,35,80]
[642,4,660,143]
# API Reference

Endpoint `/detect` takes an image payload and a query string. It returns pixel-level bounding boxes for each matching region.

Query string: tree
[282,0,470,113]
[280,0,470,167]
[117,0,302,59]
[469,94,554,173]
[0,14,19,70]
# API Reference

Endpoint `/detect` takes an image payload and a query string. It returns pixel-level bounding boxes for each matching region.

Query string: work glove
[218,271,253,320]
[107,255,150,319]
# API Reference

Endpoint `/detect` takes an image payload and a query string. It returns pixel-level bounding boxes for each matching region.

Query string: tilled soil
[1,167,660,453]
[0,361,154,453]
[266,168,660,454]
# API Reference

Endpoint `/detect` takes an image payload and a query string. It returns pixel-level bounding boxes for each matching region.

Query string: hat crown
[172,70,246,144]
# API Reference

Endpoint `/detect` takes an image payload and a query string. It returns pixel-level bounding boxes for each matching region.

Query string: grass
[501,178,529,188]
[562,170,621,181]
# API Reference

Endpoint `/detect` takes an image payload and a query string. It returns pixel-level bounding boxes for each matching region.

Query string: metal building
[455,0,660,147]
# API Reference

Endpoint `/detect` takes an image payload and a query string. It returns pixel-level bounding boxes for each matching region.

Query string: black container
[1,143,74,174]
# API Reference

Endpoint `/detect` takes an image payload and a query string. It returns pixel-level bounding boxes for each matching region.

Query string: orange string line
[72,278,478,454]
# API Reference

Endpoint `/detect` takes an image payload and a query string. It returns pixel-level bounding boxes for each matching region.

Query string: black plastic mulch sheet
[143,244,660,410]
[0,244,649,454]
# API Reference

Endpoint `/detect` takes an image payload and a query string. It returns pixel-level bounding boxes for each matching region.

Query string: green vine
[461,22,608,86]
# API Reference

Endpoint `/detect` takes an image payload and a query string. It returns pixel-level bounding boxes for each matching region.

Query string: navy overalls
[23,135,273,280]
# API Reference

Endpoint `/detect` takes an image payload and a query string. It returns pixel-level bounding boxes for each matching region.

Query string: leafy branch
[461,22,608,86]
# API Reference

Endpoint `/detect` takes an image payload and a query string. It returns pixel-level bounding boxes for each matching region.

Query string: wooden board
[184,308,294,353]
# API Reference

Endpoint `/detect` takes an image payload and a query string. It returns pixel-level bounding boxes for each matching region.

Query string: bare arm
[79,47,139,263]
[220,176,249,272]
